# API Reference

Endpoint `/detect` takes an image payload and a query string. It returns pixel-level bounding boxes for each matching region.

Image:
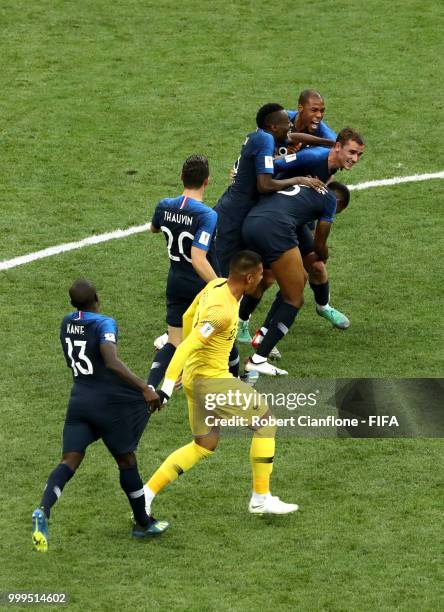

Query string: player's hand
[297,177,328,194]
[143,385,162,413]
[286,143,302,154]
[156,389,170,407]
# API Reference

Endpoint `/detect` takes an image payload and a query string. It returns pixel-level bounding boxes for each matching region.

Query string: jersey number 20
[65,338,94,376]
[161,226,194,263]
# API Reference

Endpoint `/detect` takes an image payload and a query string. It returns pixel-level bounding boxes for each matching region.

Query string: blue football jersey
[247,185,337,227]
[215,129,276,224]
[287,110,337,141]
[273,147,337,183]
[151,195,218,294]
[60,311,129,389]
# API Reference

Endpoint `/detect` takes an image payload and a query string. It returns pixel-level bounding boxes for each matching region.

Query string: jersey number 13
[65,338,94,376]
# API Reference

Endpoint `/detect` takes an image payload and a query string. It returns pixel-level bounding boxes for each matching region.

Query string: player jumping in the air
[148,155,223,387]
[32,279,167,552]
[242,183,350,375]
[144,251,299,516]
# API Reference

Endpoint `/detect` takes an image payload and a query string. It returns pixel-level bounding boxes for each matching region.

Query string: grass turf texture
[1,1,443,610]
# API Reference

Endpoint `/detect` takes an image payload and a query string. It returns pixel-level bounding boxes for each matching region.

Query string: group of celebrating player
[32,90,365,551]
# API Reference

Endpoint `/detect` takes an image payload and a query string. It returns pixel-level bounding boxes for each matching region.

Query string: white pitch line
[1,223,151,271]
[347,170,444,191]
[1,171,443,272]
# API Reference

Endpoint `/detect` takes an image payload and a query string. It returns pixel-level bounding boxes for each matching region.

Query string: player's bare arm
[100,342,161,409]
[287,132,335,148]
[313,220,332,262]
[191,246,218,283]
[257,174,326,193]
[257,173,327,194]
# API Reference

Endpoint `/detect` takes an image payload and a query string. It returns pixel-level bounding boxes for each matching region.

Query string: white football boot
[248,494,299,515]
[245,357,288,376]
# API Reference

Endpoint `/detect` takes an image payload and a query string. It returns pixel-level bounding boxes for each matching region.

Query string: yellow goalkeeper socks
[250,436,275,495]
[147,441,213,494]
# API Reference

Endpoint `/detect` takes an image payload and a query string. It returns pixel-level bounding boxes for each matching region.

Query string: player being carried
[143,251,299,517]
[243,182,351,375]
[238,127,365,347]
[32,279,168,552]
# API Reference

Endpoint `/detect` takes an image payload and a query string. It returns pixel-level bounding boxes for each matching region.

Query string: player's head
[181,155,210,189]
[256,103,291,143]
[333,128,365,170]
[229,250,263,295]
[328,181,350,214]
[69,278,99,311]
[296,89,325,133]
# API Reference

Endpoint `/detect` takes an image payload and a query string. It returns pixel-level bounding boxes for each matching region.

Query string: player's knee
[195,432,219,452]
[281,293,304,309]
[61,452,84,471]
[255,409,277,438]
[114,452,136,469]
[308,260,327,282]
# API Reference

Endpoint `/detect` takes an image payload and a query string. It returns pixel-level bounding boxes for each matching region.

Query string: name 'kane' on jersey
[151,195,218,299]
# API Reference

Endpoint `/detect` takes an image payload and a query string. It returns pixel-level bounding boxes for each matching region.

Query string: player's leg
[201,376,297,514]
[247,247,306,375]
[248,411,298,514]
[238,271,275,343]
[148,324,181,388]
[304,253,350,329]
[239,217,275,343]
[101,397,169,536]
[112,451,169,537]
[228,344,240,377]
[215,216,243,278]
[32,409,93,553]
[148,288,188,389]
[251,290,283,346]
[37,451,83,520]
[144,385,217,514]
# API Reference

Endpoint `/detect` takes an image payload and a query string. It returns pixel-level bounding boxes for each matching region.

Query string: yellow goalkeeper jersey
[164,279,239,386]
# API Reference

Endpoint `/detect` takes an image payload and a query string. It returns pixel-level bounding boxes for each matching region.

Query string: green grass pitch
[1,1,443,610]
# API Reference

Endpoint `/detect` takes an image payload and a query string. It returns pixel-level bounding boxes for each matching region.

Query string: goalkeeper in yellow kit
[144,251,298,515]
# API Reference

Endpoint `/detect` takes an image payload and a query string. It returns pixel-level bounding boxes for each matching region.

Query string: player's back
[274,147,333,183]
[60,311,139,395]
[152,195,218,297]
[216,129,276,221]
[249,185,336,227]
[182,279,239,384]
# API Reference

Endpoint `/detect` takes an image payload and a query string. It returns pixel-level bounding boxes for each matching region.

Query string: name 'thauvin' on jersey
[163,211,193,226]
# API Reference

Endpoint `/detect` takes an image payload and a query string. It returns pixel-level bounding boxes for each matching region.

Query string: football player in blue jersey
[242,182,350,375]
[148,155,224,388]
[274,127,364,183]
[237,90,335,340]
[214,103,333,280]
[287,89,336,142]
[31,280,168,552]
